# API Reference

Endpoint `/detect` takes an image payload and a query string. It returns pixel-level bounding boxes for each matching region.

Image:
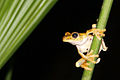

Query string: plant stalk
[81,0,113,80]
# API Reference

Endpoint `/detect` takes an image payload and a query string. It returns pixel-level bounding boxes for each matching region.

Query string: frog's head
[63,32,87,45]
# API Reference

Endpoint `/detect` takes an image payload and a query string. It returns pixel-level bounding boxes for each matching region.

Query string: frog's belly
[79,42,91,53]
[76,38,92,53]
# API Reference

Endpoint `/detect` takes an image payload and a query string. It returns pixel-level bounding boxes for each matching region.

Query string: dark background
[0,0,120,80]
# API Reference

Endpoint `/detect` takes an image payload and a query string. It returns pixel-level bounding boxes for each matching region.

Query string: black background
[0,0,120,80]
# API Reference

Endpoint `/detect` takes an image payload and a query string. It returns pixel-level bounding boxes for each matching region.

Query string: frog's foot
[81,62,92,71]
[94,29,106,40]
[76,58,86,68]
[92,24,106,40]
[86,24,106,40]
[85,50,100,64]
[75,58,92,71]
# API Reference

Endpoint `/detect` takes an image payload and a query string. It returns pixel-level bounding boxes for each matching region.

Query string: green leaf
[0,0,57,69]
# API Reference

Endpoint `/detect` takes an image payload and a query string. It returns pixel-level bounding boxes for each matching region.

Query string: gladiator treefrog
[63,24,107,70]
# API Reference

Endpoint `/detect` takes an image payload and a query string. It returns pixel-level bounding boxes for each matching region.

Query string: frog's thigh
[77,49,88,60]
[101,39,108,51]
[99,45,102,54]
[98,39,107,54]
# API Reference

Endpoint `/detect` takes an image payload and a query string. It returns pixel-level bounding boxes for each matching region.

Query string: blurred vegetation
[0,0,57,79]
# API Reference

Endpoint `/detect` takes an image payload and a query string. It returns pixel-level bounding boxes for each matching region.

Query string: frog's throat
[77,37,89,46]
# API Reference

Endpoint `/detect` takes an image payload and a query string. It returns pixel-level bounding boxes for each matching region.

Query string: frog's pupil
[72,33,78,38]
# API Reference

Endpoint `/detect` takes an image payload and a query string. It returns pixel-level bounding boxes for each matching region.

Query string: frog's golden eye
[72,32,79,38]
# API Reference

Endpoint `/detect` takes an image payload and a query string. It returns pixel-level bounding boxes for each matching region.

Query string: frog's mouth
[63,38,72,43]
[62,36,71,42]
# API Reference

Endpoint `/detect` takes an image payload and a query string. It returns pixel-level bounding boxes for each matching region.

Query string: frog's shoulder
[88,35,93,40]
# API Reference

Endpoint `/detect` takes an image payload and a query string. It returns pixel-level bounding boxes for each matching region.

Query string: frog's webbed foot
[86,50,100,64]
[82,50,100,64]
[94,29,106,40]
[77,58,100,71]
[81,62,92,71]
[75,58,92,71]
[86,24,106,40]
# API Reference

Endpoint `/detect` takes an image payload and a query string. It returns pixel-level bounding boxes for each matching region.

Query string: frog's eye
[72,33,79,38]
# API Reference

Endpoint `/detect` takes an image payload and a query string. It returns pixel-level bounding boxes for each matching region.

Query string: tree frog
[63,24,108,70]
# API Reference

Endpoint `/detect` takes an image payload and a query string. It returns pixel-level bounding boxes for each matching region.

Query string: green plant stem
[5,61,13,80]
[5,68,13,80]
[81,0,113,80]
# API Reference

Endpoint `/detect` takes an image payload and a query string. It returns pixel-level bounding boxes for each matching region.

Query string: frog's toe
[75,58,86,67]
[96,58,101,64]
[81,63,92,71]
[89,54,99,58]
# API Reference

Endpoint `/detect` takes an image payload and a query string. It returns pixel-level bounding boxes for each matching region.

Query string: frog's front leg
[86,24,106,40]
[86,29,106,40]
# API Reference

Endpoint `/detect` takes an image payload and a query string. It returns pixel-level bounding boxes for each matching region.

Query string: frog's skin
[63,24,107,70]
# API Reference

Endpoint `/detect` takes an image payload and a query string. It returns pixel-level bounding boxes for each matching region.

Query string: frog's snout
[63,36,68,42]
[63,36,71,42]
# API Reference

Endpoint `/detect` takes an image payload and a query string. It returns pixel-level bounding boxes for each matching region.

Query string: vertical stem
[5,60,13,80]
[81,0,113,80]
[5,66,13,80]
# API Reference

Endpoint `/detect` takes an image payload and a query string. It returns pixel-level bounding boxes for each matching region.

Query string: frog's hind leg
[77,49,100,64]
[101,39,108,51]
[75,58,92,71]
[86,50,100,64]
[77,49,98,64]
[76,50,100,70]
[76,58,86,68]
